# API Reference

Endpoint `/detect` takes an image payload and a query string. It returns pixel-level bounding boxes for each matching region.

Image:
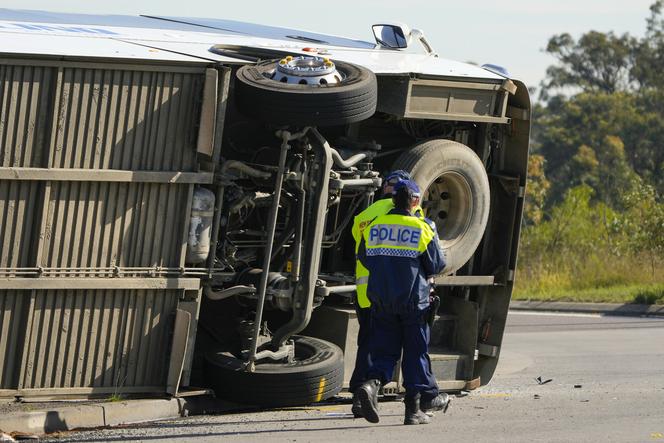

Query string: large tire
[392,139,490,274]
[204,335,344,407]
[235,59,377,127]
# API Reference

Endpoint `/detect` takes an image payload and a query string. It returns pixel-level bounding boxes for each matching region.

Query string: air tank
[186,187,215,264]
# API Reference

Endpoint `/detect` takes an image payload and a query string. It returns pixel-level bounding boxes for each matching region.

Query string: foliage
[617,180,664,272]
[532,92,647,206]
[541,31,635,96]
[542,0,664,95]
[517,2,664,303]
[632,0,664,90]
[517,184,664,304]
[533,2,664,200]
[523,154,550,225]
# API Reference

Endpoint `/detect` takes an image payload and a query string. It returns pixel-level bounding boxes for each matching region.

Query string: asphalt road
[45,312,664,443]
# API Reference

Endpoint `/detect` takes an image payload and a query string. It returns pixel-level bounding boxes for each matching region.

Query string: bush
[515,184,664,304]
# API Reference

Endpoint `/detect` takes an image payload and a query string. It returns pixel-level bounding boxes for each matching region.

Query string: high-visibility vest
[351,199,424,308]
[361,213,438,311]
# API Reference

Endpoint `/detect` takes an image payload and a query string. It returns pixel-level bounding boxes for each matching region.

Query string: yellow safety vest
[363,213,436,258]
[352,199,424,308]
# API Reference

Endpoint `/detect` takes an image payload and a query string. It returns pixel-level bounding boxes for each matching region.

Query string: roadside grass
[513,282,664,304]
[514,254,664,305]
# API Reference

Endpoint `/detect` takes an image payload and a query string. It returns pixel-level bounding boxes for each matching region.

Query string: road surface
[44,312,664,442]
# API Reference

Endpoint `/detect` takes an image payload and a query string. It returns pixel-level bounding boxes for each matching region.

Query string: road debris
[574,384,582,388]
[535,376,552,385]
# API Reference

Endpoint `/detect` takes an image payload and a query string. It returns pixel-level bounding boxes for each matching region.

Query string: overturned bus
[0,10,530,406]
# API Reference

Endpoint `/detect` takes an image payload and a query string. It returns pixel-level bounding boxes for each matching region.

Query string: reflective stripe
[355,259,371,308]
[366,247,420,258]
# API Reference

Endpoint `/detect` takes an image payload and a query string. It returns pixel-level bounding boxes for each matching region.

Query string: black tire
[392,139,490,274]
[235,59,377,127]
[204,335,344,407]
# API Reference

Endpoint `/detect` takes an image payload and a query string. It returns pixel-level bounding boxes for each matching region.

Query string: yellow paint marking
[478,393,510,398]
[315,377,326,402]
[651,432,663,439]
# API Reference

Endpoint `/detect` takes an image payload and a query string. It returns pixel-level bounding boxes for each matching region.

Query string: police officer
[349,170,414,417]
[356,179,449,425]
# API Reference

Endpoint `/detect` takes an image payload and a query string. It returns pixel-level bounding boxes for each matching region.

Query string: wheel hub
[423,172,472,247]
[271,55,343,85]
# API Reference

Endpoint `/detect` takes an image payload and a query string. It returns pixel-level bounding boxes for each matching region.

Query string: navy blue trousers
[365,308,439,400]
[349,306,371,393]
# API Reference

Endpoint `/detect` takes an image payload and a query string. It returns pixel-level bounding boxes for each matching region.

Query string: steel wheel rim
[422,171,473,248]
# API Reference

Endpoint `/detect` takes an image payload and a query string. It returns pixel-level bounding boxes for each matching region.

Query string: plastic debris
[574,384,582,389]
[535,376,552,385]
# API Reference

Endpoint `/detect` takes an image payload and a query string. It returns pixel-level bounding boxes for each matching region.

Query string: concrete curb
[510,300,664,317]
[0,398,183,434]
[0,396,242,435]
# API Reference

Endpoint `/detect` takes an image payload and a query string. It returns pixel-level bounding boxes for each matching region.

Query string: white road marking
[508,310,602,318]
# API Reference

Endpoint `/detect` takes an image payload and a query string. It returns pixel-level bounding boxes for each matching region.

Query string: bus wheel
[204,335,344,407]
[392,139,491,274]
[234,56,377,127]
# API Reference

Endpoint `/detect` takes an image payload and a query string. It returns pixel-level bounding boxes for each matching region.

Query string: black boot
[351,393,363,418]
[421,392,451,414]
[356,379,380,423]
[404,394,430,425]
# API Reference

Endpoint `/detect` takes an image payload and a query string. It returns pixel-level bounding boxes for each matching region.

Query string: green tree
[534,2,664,199]
[542,31,636,97]
[534,93,643,206]
[632,0,664,90]
[619,180,664,275]
[524,154,550,225]
[571,144,599,188]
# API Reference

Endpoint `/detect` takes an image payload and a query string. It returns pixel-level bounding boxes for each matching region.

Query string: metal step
[429,346,470,382]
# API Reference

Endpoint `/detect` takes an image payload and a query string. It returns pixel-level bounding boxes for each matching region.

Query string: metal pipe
[291,165,306,283]
[205,284,256,300]
[221,160,271,179]
[247,132,291,369]
[315,284,357,297]
[329,178,382,189]
[271,128,333,348]
[252,343,293,362]
[330,149,367,169]
[269,227,296,262]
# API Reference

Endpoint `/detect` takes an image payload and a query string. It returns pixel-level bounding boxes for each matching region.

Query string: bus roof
[0,9,506,80]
